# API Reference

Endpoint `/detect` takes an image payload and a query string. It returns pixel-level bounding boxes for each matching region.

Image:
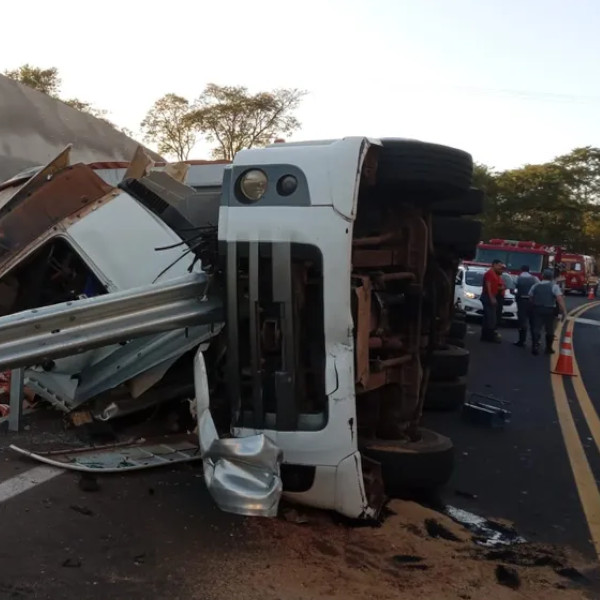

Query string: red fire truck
[562,253,598,295]
[466,239,563,280]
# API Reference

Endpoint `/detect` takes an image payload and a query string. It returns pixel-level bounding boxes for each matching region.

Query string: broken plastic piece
[10,434,201,472]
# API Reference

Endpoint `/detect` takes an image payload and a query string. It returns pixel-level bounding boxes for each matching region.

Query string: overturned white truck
[0,137,482,518]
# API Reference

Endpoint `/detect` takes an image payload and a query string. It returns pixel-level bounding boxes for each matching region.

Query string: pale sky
[2,0,599,169]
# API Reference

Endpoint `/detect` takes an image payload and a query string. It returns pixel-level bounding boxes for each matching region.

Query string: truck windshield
[475,249,543,272]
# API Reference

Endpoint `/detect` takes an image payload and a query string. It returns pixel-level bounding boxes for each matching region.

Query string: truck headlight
[277,175,298,196]
[465,291,478,299]
[238,169,268,202]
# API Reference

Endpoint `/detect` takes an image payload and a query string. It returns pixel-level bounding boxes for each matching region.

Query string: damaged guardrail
[0,272,223,371]
[0,272,284,517]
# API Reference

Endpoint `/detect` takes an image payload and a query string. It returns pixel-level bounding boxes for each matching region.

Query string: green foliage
[4,64,61,96]
[63,98,108,120]
[5,64,125,134]
[479,147,600,256]
[186,84,306,160]
[140,94,196,161]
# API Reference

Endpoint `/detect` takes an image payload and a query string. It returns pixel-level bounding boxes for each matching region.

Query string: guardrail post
[8,369,24,432]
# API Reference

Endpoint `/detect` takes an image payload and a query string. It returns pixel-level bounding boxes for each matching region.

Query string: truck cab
[216,137,482,517]
[0,137,484,520]
[0,149,222,416]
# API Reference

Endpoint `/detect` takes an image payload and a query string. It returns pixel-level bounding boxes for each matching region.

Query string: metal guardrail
[8,368,23,432]
[0,273,223,372]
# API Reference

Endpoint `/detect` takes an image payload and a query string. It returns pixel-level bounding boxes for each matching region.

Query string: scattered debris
[69,411,94,427]
[424,518,461,542]
[78,474,99,492]
[445,505,526,547]
[232,499,587,600]
[311,539,339,557]
[282,508,309,525]
[555,566,589,584]
[454,489,478,500]
[392,554,424,564]
[462,393,511,428]
[62,558,82,568]
[403,523,423,537]
[484,546,562,568]
[495,564,521,589]
[69,504,94,517]
[10,434,201,472]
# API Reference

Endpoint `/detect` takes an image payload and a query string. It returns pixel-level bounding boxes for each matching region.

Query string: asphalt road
[425,294,600,559]
[0,295,599,599]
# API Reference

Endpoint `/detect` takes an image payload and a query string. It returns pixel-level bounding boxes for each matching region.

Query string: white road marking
[0,466,62,503]
[570,317,600,328]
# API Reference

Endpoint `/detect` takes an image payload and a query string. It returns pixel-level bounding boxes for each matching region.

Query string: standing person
[529,268,567,356]
[513,265,539,347]
[480,259,505,343]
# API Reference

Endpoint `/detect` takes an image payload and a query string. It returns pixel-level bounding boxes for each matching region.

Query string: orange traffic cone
[551,331,576,376]
[588,286,595,300]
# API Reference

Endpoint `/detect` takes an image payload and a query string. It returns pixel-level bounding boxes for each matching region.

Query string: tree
[555,146,600,205]
[4,64,129,136]
[475,150,600,257]
[494,162,582,247]
[186,84,306,160]
[4,64,61,96]
[140,94,197,161]
[63,98,109,120]
[63,98,133,134]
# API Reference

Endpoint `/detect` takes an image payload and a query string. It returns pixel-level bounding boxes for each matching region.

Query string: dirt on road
[191,499,596,600]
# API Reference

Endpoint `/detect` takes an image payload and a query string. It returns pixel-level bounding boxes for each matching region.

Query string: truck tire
[362,428,454,496]
[432,216,482,260]
[430,345,469,380]
[377,139,473,195]
[430,188,484,216]
[432,216,482,246]
[449,319,467,340]
[424,377,467,411]
[453,309,467,321]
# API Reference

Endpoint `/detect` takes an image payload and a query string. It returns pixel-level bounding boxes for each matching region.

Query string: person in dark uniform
[529,268,567,356]
[513,265,539,347]
[480,259,504,343]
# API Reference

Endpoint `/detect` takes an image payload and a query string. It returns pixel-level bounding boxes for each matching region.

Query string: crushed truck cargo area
[0,136,484,520]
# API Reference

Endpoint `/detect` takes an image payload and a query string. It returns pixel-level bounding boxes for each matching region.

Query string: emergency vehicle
[562,253,598,295]
[466,239,563,281]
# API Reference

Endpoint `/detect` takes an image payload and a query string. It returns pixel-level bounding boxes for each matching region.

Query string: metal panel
[226,242,241,422]
[0,164,113,264]
[66,192,196,290]
[194,349,282,517]
[272,242,297,431]
[11,435,202,472]
[8,368,24,432]
[73,323,224,407]
[0,273,222,372]
[0,146,72,217]
[248,242,263,428]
